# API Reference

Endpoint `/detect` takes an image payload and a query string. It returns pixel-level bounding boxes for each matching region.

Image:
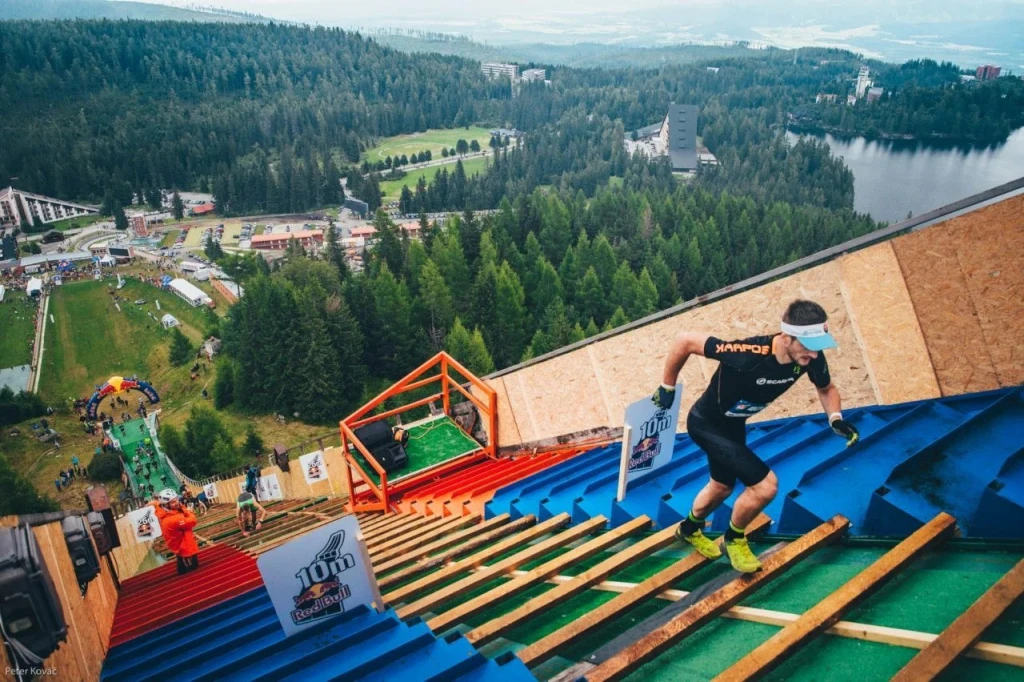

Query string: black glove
[652,384,676,410]
[830,418,859,446]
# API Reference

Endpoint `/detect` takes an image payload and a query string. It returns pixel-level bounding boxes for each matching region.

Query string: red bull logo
[629,436,662,472]
[289,530,356,626]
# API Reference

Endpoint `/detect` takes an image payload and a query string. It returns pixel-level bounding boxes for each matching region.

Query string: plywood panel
[503,372,538,443]
[839,242,942,404]
[32,523,110,682]
[483,377,522,447]
[514,346,609,442]
[892,199,1019,395]
[946,196,1024,388]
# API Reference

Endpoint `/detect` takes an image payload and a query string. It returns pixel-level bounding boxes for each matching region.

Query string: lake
[786,128,1024,224]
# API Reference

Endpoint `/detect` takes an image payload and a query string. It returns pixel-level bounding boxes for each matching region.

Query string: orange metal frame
[339,352,498,513]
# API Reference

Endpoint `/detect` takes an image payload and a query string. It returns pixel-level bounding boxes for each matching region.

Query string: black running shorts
[686,406,771,487]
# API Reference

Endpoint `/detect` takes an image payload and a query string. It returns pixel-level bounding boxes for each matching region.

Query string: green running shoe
[676,525,722,559]
[725,536,761,573]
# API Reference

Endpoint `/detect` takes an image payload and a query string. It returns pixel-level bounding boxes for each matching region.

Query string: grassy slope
[46,213,107,232]
[362,127,493,162]
[0,291,35,368]
[380,155,490,200]
[4,271,327,510]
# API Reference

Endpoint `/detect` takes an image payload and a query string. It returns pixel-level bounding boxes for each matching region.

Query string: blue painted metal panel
[102,599,534,682]
[484,388,1024,538]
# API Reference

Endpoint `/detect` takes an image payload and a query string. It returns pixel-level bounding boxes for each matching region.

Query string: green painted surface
[119,417,179,494]
[401,525,1024,681]
[354,416,480,486]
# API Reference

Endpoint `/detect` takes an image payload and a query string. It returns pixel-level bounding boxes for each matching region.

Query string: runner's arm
[661,332,711,386]
[816,383,842,417]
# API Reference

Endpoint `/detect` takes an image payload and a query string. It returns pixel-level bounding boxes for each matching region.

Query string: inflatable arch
[85,375,160,420]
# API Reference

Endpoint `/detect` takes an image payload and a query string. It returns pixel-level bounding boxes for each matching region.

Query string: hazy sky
[142,0,1024,67]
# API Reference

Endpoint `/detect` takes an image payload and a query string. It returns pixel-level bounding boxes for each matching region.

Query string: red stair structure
[109,545,262,647]
[388,448,586,518]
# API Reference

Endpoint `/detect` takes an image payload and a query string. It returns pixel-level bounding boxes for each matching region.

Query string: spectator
[244,463,261,501]
[71,455,80,474]
[54,478,62,492]
[150,490,200,574]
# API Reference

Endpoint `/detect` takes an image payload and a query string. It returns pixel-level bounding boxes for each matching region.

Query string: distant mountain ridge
[0,0,264,23]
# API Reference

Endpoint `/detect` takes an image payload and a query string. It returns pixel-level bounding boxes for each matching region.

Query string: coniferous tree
[171,190,184,220]
[577,266,606,326]
[214,361,235,408]
[243,426,264,459]
[113,204,129,231]
[444,318,495,376]
[169,328,192,366]
[603,306,630,332]
[491,263,529,367]
[369,264,416,378]
[417,259,456,349]
[323,220,348,281]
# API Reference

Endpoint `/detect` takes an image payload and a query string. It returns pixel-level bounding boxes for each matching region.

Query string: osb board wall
[473,377,521,447]
[894,194,1024,395]
[17,522,118,682]
[109,514,150,580]
[839,242,941,404]
[492,257,883,443]
[188,446,350,503]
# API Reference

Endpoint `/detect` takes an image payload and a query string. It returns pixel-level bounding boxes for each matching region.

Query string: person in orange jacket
[152,488,200,574]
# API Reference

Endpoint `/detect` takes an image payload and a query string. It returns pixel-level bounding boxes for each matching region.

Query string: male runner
[653,299,859,573]
[236,490,267,538]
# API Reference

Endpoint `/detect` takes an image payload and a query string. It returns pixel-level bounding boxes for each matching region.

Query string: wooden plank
[392,514,593,618]
[377,515,533,590]
[716,512,956,681]
[365,515,451,554]
[369,515,478,562]
[428,515,651,633]
[364,515,439,547]
[891,558,1024,682]
[517,514,771,668]
[358,512,404,533]
[487,568,1024,668]
[245,518,336,555]
[467,516,669,647]
[383,514,566,603]
[374,514,509,573]
[360,513,412,536]
[580,516,849,682]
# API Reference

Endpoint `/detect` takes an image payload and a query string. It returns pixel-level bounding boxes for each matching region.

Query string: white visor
[781,321,837,351]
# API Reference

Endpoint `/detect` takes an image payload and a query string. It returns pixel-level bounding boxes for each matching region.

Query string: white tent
[168,278,212,307]
[161,314,180,329]
[26,277,43,297]
[99,255,116,266]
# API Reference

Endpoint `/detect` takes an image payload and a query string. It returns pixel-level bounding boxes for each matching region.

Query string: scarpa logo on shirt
[715,343,771,355]
[756,377,796,386]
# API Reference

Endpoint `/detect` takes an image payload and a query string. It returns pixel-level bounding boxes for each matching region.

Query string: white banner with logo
[203,482,218,500]
[257,515,383,637]
[618,384,681,500]
[239,473,284,501]
[128,505,163,543]
[299,451,329,485]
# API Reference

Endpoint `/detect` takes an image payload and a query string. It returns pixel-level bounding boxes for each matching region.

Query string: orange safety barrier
[340,352,498,513]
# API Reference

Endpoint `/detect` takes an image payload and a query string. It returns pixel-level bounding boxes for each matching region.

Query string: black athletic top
[693,334,831,420]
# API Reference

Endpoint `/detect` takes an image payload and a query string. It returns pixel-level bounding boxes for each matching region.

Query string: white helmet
[158,488,178,504]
